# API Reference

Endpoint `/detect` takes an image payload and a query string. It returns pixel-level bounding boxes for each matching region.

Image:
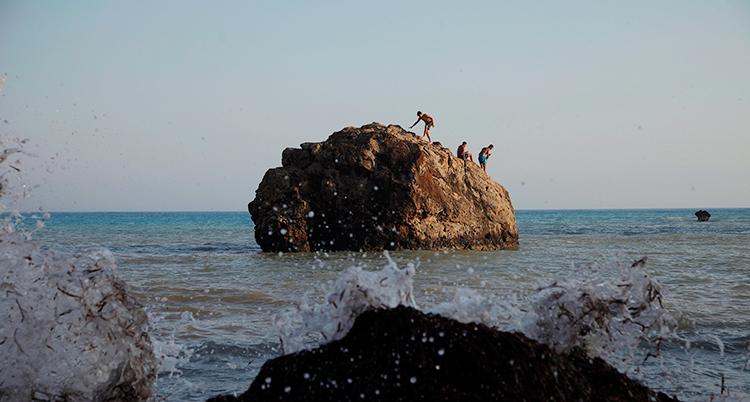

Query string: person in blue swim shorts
[478,144,493,172]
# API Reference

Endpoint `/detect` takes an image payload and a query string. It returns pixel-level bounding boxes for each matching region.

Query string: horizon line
[10,206,748,214]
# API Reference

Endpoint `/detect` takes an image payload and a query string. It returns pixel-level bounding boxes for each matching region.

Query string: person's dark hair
[462,141,467,145]
[489,144,494,148]
[417,111,422,115]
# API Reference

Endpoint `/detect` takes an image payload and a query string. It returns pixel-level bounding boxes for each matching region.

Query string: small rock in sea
[695,210,711,221]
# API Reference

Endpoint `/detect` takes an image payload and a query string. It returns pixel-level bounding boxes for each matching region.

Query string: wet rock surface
[695,210,711,221]
[207,306,678,402]
[248,123,518,252]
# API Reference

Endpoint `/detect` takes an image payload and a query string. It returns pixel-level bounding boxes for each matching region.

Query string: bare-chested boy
[409,111,434,143]
[457,141,474,162]
[478,144,493,172]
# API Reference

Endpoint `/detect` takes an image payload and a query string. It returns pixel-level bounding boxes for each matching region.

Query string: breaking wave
[273,251,677,376]
[0,234,158,401]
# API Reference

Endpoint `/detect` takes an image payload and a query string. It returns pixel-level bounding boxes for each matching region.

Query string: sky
[1,1,749,212]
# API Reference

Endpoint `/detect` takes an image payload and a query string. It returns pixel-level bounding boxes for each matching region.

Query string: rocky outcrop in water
[248,123,518,252]
[207,306,678,402]
[695,210,711,221]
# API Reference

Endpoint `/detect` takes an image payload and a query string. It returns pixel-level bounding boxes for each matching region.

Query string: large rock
[207,306,678,402]
[248,123,518,252]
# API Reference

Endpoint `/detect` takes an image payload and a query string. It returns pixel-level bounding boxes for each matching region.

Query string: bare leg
[423,127,432,143]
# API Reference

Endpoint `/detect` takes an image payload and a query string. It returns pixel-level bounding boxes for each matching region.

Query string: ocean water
[24,208,750,401]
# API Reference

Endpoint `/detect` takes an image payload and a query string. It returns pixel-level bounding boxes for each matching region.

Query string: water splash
[151,311,197,379]
[0,140,160,401]
[274,250,417,354]
[521,257,676,361]
[0,233,159,401]
[275,251,677,375]
[431,287,502,326]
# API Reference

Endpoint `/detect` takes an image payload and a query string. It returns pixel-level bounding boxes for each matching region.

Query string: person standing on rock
[478,144,493,172]
[410,111,434,143]
[457,141,474,162]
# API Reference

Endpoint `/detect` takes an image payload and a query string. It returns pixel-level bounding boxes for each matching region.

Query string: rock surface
[248,123,518,252]
[207,306,678,402]
[695,210,711,221]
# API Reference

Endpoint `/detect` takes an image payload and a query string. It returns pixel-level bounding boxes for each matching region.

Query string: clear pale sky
[1,1,748,212]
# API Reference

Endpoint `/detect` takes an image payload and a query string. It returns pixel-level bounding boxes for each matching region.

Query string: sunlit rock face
[248,123,518,252]
[207,306,678,402]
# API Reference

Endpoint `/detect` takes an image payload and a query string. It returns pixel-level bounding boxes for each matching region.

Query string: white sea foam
[520,257,676,361]
[274,250,417,354]
[275,249,677,377]
[0,229,159,401]
[431,287,503,326]
[150,311,197,379]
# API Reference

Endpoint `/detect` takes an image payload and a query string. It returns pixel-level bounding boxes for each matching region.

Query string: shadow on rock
[208,306,678,402]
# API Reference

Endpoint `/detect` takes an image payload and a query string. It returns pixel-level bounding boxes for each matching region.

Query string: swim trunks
[478,155,487,164]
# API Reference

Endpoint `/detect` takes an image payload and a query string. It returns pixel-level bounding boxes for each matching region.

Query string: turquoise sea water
[28,208,750,401]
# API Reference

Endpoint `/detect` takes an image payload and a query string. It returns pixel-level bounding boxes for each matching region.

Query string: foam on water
[0,231,158,401]
[150,311,197,378]
[273,249,676,372]
[520,256,676,360]
[431,287,501,325]
[274,250,418,354]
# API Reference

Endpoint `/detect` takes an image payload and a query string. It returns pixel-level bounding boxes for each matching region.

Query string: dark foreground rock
[695,210,711,221]
[207,306,678,402]
[248,123,518,252]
